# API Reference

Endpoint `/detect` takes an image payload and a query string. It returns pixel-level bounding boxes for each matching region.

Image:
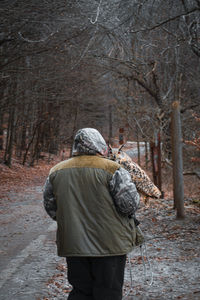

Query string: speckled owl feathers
[109,148,161,198]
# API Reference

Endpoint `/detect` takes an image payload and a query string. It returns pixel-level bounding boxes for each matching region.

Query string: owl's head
[108,144,132,163]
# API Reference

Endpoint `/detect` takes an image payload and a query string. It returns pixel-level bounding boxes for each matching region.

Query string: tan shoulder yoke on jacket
[49,155,120,175]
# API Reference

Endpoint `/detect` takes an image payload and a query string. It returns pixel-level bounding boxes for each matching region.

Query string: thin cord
[137,225,153,285]
[140,243,154,286]
[122,226,154,299]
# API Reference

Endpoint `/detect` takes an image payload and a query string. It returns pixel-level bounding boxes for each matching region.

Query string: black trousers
[66,255,126,300]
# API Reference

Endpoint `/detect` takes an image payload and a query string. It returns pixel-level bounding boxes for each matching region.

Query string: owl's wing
[117,156,161,198]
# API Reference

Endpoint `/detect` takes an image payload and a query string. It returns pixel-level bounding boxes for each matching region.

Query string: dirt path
[0,184,64,300]
[39,198,200,300]
[124,199,200,299]
[0,183,200,300]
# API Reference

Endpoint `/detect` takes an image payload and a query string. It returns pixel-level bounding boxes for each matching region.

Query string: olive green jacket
[43,155,139,257]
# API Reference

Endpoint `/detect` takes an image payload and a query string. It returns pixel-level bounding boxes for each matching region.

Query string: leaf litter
[38,198,200,300]
[0,151,199,299]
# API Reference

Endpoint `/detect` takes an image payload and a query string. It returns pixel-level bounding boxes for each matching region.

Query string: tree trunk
[171,101,184,219]
[7,109,15,167]
[70,104,79,157]
[23,120,44,165]
[136,126,140,166]
[108,104,112,145]
[150,141,157,185]
[145,141,148,169]
[0,111,4,150]
[30,130,40,166]
[5,106,15,167]
[157,132,162,193]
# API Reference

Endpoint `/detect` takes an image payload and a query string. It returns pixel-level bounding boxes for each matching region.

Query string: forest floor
[0,151,200,300]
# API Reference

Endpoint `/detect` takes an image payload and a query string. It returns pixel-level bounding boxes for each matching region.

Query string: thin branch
[0,28,90,70]
[180,104,199,113]
[0,48,50,70]
[89,0,103,24]
[130,8,199,34]
[183,171,200,179]
[132,117,149,139]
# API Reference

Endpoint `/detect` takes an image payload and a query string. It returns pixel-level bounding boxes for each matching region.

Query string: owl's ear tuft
[118,144,125,153]
[108,144,113,153]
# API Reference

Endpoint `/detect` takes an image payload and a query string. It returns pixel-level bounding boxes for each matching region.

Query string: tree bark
[4,104,16,167]
[157,132,162,193]
[171,101,185,218]
[22,120,44,165]
[136,126,140,166]
[70,103,79,157]
[108,104,113,145]
[145,141,148,169]
[150,141,157,186]
[0,111,4,150]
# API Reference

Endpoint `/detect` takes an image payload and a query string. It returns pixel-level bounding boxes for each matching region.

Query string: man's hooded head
[72,128,108,156]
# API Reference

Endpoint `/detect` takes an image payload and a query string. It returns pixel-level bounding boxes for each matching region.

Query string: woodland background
[0,0,199,184]
[0,2,200,299]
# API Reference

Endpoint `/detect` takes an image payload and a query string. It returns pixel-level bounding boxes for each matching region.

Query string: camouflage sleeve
[43,176,57,221]
[109,167,140,217]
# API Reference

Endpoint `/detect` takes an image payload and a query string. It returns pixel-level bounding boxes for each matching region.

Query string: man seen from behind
[43,128,140,300]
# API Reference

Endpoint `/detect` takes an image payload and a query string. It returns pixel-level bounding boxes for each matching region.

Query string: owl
[108,145,161,199]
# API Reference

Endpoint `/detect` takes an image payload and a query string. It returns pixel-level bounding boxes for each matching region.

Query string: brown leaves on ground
[45,268,72,297]
[0,151,63,203]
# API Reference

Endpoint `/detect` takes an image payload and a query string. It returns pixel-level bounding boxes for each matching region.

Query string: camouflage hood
[72,128,108,156]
